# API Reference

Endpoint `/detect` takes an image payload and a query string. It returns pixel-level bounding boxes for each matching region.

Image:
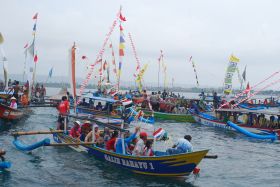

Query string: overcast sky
[0,0,280,89]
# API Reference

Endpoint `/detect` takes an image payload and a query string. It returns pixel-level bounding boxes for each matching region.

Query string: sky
[0,0,280,89]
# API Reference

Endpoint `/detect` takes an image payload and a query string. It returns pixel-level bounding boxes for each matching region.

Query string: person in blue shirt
[115,127,140,154]
[166,135,193,155]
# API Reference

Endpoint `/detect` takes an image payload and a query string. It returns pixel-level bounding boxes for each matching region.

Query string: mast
[69,42,77,110]
[157,50,163,90]
[0,32,8,91]
[117,6,126,91]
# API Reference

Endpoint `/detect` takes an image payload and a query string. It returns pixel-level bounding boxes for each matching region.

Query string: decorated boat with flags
[11,127,210,177]
[76,96,155,125]
[189,108,279,140]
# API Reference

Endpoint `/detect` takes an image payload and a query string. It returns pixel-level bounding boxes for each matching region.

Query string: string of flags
[189,56,199,87]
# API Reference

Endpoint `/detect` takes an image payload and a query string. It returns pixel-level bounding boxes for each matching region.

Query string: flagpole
[31,14,38,99]
[158,50,162,91]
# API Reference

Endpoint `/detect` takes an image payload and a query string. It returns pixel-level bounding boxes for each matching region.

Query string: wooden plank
[11,130,64,136]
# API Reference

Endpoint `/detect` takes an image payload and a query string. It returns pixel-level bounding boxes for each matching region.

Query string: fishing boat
[147,111,195,123]
[52,131,209,176]
[12,127,210,177]
[76,96,155,126]
[0,103,24,121]
[189,108,279,140]
[242,98,280,108]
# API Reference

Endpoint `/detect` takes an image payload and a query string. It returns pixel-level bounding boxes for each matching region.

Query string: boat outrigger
[189,107,279,140]
[11,116,214,177]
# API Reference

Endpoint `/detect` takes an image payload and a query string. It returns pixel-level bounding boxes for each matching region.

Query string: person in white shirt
[9,97,17,109]
[166,135,193,155]
[132,131,148,156]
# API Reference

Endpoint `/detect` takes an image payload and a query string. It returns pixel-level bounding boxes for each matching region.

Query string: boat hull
[191,111,280,139]
[53,132,208,176]
[145,111,195,123]
[0,104,24,121]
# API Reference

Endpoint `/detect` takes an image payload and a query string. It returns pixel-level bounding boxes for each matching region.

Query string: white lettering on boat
[104,154,154,170]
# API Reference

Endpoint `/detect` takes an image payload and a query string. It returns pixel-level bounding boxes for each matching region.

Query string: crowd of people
[65,119,193,157]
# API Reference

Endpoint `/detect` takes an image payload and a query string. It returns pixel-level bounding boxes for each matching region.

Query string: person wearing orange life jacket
[21,90,29,107]
[57,96,70,130]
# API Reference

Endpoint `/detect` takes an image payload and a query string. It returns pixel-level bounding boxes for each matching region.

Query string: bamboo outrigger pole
[11,130,64,136]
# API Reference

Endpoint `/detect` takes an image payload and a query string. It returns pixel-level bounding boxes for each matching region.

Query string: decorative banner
[117,13,126,90]
[223,54,240,95]
[109,42,117,76]
[189,56,199,87]
[219,69,280,109]
[128,33,141,77]
[78,10,120,103]
[136,64,148,92]
[157,50,163,88]
[69,43,77,103]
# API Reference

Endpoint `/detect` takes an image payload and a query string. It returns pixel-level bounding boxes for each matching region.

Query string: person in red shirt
[69,121,81,138]
[106,130,119,152]
[57,96,70,130]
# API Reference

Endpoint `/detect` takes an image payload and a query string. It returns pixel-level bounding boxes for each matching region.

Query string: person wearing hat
[10,97,17,109]
[79,121,92,141]
[85,123,99,143]
[166,135,193,155]
[70,121,81,138]
[132,130,148,156]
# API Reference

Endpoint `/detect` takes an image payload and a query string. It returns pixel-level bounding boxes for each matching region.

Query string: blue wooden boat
[189,108,280,140]
[52,131,208,176]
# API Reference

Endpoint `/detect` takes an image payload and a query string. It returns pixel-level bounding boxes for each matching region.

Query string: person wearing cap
[79,121,92,141]
[115,126,140,155]
[132,130,148,156]
[85,124,99,143]
[70,121,81,138]
[166,135,193,155]
[10,97,17,109]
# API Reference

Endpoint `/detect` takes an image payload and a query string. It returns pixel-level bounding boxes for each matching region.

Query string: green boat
[143,110,195,123]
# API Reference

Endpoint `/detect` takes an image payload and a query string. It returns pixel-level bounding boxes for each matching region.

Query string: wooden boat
[76,96,155,125]
[0,103,24,121]
[243,98,280,108]
[51,130,208,176]
[132,96,144,104]
[143,110,195,123]
[189,108,280,140]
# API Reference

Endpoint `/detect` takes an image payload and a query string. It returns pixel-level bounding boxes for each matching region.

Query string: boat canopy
[82,96,118,103]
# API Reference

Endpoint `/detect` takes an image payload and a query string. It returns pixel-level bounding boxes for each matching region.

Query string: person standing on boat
[115,127,140,155]
[166,135,193,155]
[9,97,17,109]
[132,131,148,156]
[57,96,70,129]
[21,90,29,107]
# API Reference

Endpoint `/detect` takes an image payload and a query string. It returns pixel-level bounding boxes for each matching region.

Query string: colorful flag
[33,13,38,20]
[34,54,38,63]
[223,54,239,95]
[81,55,87,60]
[24,43,28,48]
[27,41,34,56]
[242,65,247,81]
[48,67,53,78]
[229,54,240,63]
[103,60,107,70]
[119,13,126,21]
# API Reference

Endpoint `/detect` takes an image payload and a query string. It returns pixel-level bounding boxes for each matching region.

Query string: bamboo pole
[11,130,64,136]
[46,142,94,146]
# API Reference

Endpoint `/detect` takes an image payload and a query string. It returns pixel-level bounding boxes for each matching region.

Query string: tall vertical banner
[223,54,240,95]
[189,56,199,87]
[69,43,76,106]
[136,64,148,92]
[117,9,126,90]
[0,32,8,90]
[109,42,117,78]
